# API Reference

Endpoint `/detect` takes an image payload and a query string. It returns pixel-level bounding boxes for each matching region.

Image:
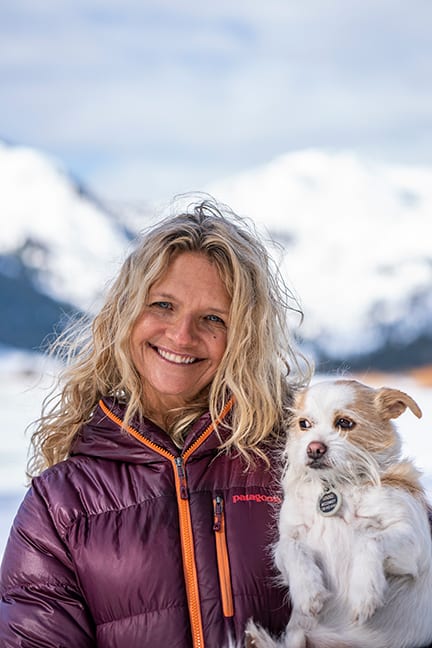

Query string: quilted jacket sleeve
[0,485,95,647]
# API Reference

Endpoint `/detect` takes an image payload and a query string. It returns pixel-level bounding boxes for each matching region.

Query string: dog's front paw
[350,598,378,625]
[349,586,385,624]
[296,583,330,621]
[348,570,386,624]
[244,620,278,648]
[289,563,330,621]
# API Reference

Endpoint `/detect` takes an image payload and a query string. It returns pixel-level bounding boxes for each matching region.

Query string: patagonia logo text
[232,494,282,504]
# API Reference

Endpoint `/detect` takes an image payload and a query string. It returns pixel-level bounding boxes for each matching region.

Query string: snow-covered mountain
[0,141,137,351]
[1,141,431,369]
[0,141,135,311]
[209,150,432,369]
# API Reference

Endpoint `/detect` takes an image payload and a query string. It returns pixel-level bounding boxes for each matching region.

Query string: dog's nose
[307,441,327,460]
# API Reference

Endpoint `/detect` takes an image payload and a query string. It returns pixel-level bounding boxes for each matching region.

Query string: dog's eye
[335,417,355,429]
[299,419,312,429]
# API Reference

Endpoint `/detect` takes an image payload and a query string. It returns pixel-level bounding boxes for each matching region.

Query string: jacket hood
[71,397,232,464]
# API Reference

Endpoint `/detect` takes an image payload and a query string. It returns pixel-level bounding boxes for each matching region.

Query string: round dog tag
[317,489,342,517]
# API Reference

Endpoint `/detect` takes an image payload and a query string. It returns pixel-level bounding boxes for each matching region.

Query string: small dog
[247,379,432,648]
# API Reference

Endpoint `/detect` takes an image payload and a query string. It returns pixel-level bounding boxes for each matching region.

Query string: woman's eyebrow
[150,291,230,315]
[149,291,174,300]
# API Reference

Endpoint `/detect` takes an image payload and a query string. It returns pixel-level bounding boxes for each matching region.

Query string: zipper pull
[213,495,223,531]
[175,457,189,500]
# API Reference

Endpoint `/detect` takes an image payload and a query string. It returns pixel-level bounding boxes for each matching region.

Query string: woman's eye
[336,417,355,429]
[299,419,311,429]
[151,301,172,310]
[205,314,225,325]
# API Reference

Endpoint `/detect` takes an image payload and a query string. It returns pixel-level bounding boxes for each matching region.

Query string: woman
[0,198,306,647]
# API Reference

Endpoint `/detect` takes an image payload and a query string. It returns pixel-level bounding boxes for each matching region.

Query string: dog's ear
[375,388,422,421]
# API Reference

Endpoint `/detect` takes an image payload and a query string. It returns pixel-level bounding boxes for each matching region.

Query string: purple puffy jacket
[0,397,291,647]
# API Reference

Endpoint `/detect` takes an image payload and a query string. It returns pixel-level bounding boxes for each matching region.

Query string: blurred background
[1,0,432,554]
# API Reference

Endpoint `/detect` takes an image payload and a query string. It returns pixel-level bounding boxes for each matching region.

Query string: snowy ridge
[0,141,131,311]
[209,150,432,361]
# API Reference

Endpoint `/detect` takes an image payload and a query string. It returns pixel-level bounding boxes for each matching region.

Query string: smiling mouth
[150,344,200,365]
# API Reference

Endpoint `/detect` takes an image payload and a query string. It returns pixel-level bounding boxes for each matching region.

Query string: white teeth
[157,348,197,364]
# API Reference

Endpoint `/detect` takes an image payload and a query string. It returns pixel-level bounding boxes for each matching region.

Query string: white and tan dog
[247,379,432,648]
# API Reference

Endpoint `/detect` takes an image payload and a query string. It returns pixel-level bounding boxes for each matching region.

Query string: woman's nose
[167,314,197,345]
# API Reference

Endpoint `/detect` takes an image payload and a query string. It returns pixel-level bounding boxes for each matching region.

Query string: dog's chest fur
[282,480,418,594]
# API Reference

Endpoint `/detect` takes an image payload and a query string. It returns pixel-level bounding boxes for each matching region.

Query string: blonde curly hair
[28,197,309,476]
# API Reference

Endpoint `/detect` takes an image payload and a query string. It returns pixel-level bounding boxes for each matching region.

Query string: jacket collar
[71,397,234,463]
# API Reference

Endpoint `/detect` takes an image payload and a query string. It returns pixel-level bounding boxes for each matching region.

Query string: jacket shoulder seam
[1,579,79,597]
[97,602,187,627]
[62,493,174,535]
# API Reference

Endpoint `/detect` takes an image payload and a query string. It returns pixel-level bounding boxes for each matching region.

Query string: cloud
[1,0,432,200]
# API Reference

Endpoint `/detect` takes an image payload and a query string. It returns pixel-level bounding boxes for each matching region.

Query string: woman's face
[130,251,231,415]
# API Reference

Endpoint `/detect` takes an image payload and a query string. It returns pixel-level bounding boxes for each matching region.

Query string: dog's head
[286,379,422,486]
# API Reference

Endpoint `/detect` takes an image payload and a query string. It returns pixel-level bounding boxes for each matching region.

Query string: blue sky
[1,0,432,201]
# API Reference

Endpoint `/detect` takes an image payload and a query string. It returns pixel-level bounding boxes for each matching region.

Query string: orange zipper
[99,398,234,648]
[213,495,234,617]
